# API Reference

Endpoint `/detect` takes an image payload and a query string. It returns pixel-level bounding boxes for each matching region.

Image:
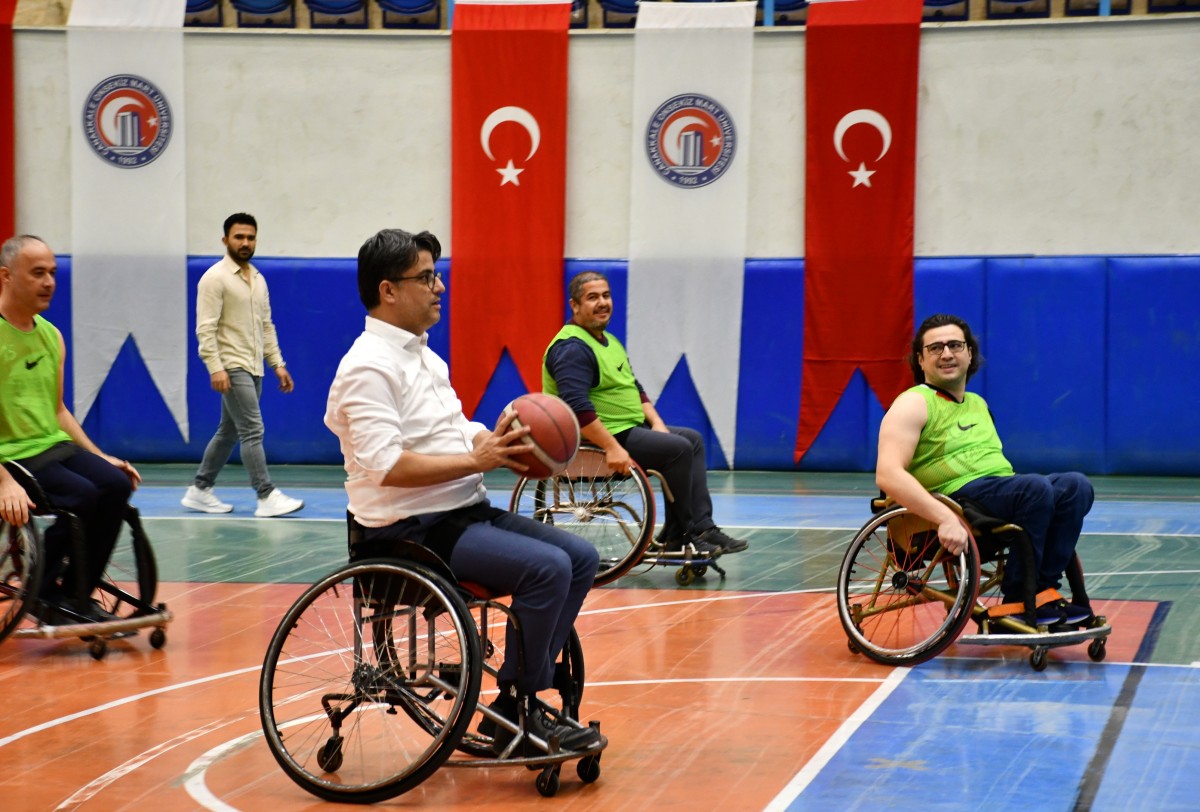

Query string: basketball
[503,393,581,480]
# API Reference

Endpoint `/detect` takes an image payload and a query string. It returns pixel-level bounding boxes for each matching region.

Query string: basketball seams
[503,393,580,480]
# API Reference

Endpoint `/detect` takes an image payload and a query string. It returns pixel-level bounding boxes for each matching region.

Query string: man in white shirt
[325,228,601,755]
[182,213,302,518]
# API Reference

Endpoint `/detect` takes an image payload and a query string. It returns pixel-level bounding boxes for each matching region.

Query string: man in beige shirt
[182,213,302,518]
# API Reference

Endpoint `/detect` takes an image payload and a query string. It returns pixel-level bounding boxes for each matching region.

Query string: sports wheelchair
[257,516,607,804]
[836,493,1111,671]
[509,444,726,587]
[0,462,172,660]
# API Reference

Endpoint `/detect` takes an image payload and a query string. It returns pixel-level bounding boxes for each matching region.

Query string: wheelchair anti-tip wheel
[510,446,655,586]
[837,505,980,666]
[259,560,482,804]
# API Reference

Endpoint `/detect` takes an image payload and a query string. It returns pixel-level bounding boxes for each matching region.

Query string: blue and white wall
[12,18,1200,473]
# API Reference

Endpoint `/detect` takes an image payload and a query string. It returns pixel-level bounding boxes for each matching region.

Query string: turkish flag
[795,0,923,463]
[451,2,570,417]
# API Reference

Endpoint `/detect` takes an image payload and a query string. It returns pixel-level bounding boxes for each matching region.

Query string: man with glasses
[875,313,1093,625]
[324,228,602,755]
[541,271,748,558]
[182,213,303,518]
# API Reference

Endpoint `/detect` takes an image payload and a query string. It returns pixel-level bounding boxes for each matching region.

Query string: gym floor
[1,466,1197,811]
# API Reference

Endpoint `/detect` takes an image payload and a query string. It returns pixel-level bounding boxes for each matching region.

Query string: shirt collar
[218,253,257,277]
[365,315,426,351]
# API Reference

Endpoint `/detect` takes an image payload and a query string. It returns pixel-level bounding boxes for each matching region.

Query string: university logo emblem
[645,93,736,189]
[82,74,173,168]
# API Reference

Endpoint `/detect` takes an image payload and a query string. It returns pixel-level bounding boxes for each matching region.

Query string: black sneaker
[480,691,600,755]
[1055,601,1093,626]
[697,527,749,553]
[661,535,722,558]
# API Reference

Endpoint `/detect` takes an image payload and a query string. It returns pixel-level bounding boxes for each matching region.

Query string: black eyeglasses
[389,271,442,291]
[923,340,968,355]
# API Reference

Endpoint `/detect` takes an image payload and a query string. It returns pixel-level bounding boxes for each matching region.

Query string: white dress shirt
[325,316,489,526]
[195,254,284,377]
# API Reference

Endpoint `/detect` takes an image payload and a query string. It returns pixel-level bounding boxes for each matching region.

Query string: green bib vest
[907,384,1014,494]
[543,325,645,434]
[0,315,72,462]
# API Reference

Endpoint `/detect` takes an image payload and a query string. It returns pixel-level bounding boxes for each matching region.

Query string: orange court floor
[1,466,1197,812]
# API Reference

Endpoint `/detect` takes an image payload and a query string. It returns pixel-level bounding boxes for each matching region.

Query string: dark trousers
[25,447,132,600]
[619,425,714,538]
[953,472,1094,598]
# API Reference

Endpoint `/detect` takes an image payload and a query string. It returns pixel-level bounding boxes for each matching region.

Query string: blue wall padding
[42,254,1200,474]
[1107,256,1200,475]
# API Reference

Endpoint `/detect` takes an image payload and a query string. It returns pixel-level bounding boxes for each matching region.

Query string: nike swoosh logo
[617,363,625,372]
[25,356,44,370]
[957,422,977,431]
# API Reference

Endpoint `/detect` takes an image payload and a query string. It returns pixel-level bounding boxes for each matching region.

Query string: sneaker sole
[181,499,233,514]
[255,502,304,518]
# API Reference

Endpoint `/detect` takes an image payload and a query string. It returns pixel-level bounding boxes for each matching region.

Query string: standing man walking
[182,213,303,518]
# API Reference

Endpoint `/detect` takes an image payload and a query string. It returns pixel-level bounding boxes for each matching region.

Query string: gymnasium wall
[12,18,1200,474]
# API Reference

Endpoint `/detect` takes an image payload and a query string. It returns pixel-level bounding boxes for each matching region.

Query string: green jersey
[543,324,646,435]
[0,315,71,462]
[907,384,1014,494]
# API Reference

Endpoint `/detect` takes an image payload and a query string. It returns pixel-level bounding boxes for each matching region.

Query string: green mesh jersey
[907,384,1014,494]
[0,315,72,462]
[542,324,645,434]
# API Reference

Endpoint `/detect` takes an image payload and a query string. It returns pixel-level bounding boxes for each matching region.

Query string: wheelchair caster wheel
[675,567,695,587]
[317,736,344,772]
[693,565,708,578]
[577,754,601,783]
[1088,639,1106,662]
[1030,647,1048,672]
[536,765,560,797]
[150,628,166,649]
[847,638,860,655]
[89,638,107,660]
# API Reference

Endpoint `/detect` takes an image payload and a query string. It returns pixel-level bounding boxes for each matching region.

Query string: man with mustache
[542,271,749,559]
[182,213,303,518]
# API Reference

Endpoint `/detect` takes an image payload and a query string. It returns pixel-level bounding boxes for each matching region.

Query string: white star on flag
[497,159,524,186]
[848,161,875,188]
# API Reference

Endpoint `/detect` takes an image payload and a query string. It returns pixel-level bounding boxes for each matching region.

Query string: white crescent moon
[833,109,892,163]
[100,97,144,145]
[661,115,708,165]
[480,106,540,161]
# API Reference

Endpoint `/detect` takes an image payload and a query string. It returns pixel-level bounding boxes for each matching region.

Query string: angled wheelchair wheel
[259,560,482,804]
[837,505,980,666]
[94,506,159,620]
[0,515,44,643]
[510,446,655,586]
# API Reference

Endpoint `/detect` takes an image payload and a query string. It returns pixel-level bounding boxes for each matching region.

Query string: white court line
[761,667,911,812]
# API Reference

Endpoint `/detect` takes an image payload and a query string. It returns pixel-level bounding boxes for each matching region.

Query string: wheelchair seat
[0,461,172,659]
[257,515,606,802]
[838,492,1110,671]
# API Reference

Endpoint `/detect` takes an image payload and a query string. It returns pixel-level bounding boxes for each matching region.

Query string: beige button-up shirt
[195,254,285,377]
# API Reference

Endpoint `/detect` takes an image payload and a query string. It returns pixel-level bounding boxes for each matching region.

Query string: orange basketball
[503,393,581,480]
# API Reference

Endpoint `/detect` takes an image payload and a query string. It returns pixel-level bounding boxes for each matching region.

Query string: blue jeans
[193,369,275,498]
[619,425,715,537]
[449,512,598,694]
[952,472,1094,598]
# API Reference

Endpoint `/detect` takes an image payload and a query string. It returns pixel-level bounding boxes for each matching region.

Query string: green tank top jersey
[543,324,646,435]
[0,315,72,462]
[906,384,1014,494]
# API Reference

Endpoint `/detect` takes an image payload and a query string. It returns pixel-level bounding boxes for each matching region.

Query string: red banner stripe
[0,0,17,238]
[450,2,570,417]
[796,0,923,463]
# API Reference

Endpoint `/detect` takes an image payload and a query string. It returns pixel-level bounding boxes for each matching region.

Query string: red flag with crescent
[451,1,570,417]
[795,0,923,463]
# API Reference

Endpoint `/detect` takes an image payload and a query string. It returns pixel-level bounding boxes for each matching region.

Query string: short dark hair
[223,212,257,236]
[568,271,608,303]
[908,313,983,384]
[356,228,442,309]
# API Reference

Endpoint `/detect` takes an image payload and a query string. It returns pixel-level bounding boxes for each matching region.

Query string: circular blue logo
[645,93,736,189]
[82,74,173,168]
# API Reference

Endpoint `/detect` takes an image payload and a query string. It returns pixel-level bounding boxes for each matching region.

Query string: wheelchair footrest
[959,618,1110,649]
[13,607,174,641]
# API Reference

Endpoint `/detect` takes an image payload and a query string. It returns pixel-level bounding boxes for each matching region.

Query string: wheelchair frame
[836,493,1110,671]
[258,537,607,803]
[0,462,172,660]
[509,444,726,587]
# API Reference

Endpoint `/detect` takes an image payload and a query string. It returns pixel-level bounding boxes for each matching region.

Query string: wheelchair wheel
[0,516,44,643]
[510,446,655,586]
[94,507,159,620]
[259,560,482,804]
[837,505,980,666]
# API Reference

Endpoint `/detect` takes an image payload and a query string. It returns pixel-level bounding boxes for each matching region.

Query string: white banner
[627,2,755,467]
[68,0,188,440]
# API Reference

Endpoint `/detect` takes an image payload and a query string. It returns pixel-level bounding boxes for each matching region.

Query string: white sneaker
[255,489,304,518]
[181,485,233,514]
